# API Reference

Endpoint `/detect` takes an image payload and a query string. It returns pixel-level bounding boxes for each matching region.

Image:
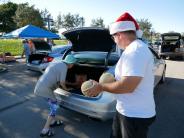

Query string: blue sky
[3,0,184,33]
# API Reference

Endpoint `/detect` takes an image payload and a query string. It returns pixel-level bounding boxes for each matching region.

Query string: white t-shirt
[115,39,156,118]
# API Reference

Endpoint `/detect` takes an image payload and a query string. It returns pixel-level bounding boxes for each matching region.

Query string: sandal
[40,129,54,137]
[50,120,63,127]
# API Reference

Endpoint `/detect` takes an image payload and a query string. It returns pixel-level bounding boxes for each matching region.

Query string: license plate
[31,60,40,64]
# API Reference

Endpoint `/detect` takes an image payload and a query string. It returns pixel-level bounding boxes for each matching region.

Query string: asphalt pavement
[0,64,7,73]
[0,61,112,138]
[0,59,184,138]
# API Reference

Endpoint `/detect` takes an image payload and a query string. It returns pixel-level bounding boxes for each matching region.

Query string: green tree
[154,32,161,41]
[137,18,152,40]
[40,9,58,33]
[56,13,62,30]
[0,2,17,33]
[40,9,53,30]
[40,8,50,19]
[90,17,105,28]
[50,27,58,33]
[60,13,85,30]
[14,3,44,28]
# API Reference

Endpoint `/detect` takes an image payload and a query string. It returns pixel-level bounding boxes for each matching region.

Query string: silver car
[54,27,166,120]
[27,40,71,72]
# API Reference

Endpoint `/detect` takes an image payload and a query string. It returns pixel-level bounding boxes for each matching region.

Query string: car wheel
[159,67,166,84]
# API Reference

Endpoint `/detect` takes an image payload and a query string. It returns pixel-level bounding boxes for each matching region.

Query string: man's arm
[59,81,77,91]
[101,76,142,94]
[59,81,69,90]
[87,76,142,97]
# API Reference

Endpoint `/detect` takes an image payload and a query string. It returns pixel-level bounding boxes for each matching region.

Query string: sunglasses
[111,33,118,40]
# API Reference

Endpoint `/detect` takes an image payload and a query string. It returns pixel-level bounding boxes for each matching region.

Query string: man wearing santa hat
[86,12,156,138]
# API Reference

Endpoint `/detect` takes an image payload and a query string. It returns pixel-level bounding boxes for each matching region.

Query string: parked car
[53,27,166,120]
[27,40,71,72]
[159,32,184,59]
[152,41,161,51]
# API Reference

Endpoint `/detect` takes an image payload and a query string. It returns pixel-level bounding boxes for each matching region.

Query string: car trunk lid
[62,27,115,52]
[32,40,51,53]
[28,40,52,64]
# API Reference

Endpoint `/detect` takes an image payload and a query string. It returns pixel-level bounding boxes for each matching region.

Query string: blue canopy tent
[3,24,60,39]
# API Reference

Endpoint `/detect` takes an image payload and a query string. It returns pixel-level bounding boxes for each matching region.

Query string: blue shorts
[48,98,58,117]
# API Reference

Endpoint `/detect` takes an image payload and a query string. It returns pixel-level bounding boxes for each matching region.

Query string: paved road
[0,61,112,138]
[0,60,184,138]
[149,60,184,138]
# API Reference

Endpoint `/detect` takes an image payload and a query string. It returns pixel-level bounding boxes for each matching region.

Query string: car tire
[159,66,166,84]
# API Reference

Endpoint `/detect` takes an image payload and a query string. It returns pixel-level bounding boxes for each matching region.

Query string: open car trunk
[161,33,181,52]
[28,40,51,64]
[161,40,180,52]
[28,53,49,65]
[65,64,108,95]
[59,28,119,95]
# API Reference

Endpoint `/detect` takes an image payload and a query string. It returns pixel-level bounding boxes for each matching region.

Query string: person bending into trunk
[62,73,87,91]
[34,55,77,137]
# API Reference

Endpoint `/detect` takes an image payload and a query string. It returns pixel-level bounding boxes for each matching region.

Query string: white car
[54,27,166,120]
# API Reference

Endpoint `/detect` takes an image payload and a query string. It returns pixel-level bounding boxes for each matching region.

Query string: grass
[0,39,68,56]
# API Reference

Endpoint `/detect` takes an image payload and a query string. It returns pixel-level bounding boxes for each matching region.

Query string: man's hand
[86,80,103,97]
[60,82,73,91]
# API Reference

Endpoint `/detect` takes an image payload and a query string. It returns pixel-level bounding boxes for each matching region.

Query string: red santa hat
[109,12,143,38]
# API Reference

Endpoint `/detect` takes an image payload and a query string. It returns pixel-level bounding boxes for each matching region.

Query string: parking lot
[0,59,184,138]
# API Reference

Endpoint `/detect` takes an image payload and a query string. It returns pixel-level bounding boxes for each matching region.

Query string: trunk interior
[161,40,180,52]
[65,64,108,95]
[28,54,48,65]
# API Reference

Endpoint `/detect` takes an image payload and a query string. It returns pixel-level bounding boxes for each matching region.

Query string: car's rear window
[163,36,180,40]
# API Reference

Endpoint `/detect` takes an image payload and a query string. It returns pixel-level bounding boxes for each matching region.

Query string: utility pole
[43,14,53,31]
[81,17,84,27]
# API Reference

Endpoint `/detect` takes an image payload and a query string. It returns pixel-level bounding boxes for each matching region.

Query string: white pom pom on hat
[109,12,143,38]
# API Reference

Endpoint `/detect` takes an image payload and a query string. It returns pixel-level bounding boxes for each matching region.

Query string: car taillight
[43,56,53,63]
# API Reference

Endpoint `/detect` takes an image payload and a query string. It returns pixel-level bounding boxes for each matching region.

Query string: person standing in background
[21,40,30,63]
[28,39,36,54]
[48,39,55,48]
